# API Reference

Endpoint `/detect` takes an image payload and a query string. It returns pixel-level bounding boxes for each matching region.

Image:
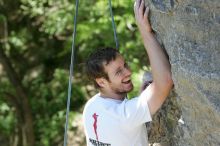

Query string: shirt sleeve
[120,97,152,127]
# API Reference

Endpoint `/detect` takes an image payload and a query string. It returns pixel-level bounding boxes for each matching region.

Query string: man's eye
[116,69,122,75]
[124,63,129,68]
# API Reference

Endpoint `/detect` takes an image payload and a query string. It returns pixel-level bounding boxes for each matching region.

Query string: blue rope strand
[108,0,119,49]
[63,1,119,145]
[63,0,79,146]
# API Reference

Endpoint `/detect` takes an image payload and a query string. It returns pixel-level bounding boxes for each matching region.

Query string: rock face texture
[146,0,220,145]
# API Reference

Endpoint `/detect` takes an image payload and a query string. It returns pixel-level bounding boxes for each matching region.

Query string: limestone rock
[147,91,181,146]
[146,0,220,145]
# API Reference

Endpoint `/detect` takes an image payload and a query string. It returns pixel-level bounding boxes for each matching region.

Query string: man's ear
[95,78,107,88]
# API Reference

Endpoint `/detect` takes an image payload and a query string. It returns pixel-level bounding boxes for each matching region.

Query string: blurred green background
[0,0,150,145]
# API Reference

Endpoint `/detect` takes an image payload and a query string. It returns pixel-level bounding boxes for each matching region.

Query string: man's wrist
[140,30,154,39]
[138,25,153,34]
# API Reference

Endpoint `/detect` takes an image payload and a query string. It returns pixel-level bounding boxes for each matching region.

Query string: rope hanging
[63,0,118,146]
[63,0,79,145]
[108,0,119,49]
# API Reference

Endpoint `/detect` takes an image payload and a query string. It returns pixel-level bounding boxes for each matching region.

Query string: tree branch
[0,21,35,145]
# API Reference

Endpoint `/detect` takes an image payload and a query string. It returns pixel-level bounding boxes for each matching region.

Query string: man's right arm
[134,0,173,116]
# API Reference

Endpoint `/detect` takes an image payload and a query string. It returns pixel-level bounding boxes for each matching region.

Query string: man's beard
[112,85,133,96]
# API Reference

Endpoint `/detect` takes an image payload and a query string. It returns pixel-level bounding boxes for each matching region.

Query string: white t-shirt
[83,93,152,146]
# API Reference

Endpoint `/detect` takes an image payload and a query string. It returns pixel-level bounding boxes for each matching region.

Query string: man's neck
[100,91,126,101]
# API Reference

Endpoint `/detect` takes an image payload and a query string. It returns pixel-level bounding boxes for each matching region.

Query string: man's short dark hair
[85,47,119,88]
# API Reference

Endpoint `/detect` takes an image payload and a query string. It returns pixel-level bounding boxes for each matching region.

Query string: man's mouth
[122,79,131,84]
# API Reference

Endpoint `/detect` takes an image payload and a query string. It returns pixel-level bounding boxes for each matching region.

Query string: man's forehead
[103,54,125,66]
[102,55,125,75]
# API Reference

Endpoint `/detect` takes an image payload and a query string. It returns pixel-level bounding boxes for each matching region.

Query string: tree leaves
[0,0,150,145]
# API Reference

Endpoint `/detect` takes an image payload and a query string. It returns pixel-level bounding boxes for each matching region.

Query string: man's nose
[124,67,131,76]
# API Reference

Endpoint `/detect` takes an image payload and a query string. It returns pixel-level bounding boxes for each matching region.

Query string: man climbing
[83,0,173,145]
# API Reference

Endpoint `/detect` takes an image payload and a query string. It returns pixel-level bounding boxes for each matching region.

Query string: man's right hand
[140,72,153,93]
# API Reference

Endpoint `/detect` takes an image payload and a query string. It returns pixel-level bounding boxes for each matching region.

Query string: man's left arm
[134,0,173,116]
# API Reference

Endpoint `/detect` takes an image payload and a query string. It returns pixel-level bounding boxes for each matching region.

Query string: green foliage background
[0,0,150,145]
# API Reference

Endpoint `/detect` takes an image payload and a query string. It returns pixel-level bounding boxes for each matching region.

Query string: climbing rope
[63,0,79,145]
[108,0,119,49]
[63,0,119,146]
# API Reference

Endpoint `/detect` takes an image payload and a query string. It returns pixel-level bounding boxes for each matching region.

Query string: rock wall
[146,0,220,145]
[147,91,181,146]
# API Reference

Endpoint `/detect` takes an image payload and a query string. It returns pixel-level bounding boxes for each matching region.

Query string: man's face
[103,54,133,94]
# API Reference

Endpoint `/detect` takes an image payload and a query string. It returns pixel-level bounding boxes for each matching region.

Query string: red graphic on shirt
[92,113,99,141]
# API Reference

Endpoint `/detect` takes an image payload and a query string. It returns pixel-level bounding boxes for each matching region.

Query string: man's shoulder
[83,93,100,110]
